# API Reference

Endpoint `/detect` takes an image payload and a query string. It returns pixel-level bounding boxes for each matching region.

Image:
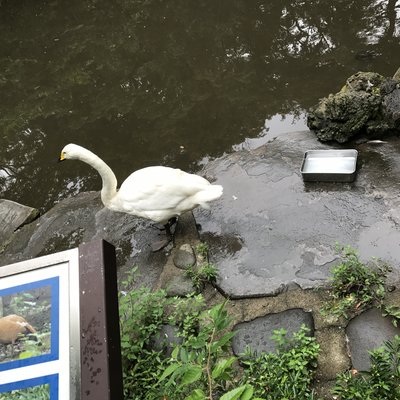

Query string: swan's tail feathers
[196,184,223,209]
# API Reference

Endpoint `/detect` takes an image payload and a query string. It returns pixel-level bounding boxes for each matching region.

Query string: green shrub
[240,326,320,400]
[119,269,320,399]
[159,302,263,400]
[119,285,169,400]
[321,245,388,320]
[185,263,218,290]
[332,335,400,400]
[119,270,204,399]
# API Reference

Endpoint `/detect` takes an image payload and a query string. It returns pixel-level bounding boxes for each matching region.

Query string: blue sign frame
[0,373,59,399]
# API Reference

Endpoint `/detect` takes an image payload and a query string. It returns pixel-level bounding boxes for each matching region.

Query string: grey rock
[164,274,196,297]
[150,324,183,357]
[346,308,400,371]
[194,131,400,298]
[393,66,400,81]
[0,199,39,248]
[307,71,400,142]
[173,244,196,269]
[381,80,400,128]
[231,308,314,356]
[0,192,166,289]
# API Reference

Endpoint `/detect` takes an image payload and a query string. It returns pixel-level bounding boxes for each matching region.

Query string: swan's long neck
[76,149,118,207]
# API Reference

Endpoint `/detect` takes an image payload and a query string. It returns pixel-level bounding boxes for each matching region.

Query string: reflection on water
[233,112,308,150]
[0,0,399,211]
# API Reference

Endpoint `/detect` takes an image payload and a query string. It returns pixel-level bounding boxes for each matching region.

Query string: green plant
[196,242,209,259]
[119,270,205,399]
[381,305,400,327]
[240,326,320,400]
[120,270,321,400]
[321,245,389,320]
[332,335,400,400]
[182,242,218,291]
[186,263,218,290]
[159,302,263,400]
[119,285,169,400]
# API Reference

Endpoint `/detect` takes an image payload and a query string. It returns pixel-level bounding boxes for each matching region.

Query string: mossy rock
[307,71,400,142]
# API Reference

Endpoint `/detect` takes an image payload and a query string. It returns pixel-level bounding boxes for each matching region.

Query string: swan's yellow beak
[58,151,66,162]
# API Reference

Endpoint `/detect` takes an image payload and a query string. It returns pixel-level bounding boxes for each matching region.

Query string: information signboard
[0,240,123,400]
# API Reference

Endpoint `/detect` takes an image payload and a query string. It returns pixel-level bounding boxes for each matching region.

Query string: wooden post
[78,240,123,400]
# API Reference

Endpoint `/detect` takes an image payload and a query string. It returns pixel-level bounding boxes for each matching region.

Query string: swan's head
[59,144,88,161]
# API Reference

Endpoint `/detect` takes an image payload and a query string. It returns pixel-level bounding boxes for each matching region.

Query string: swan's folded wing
[116,166,211,212]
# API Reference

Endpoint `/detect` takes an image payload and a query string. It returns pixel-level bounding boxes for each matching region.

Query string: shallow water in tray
[302,157,356,174]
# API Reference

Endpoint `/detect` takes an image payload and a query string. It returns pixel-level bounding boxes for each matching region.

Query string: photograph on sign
[0,373,58,399]
[0,277,59,372]
[0,250,79,400]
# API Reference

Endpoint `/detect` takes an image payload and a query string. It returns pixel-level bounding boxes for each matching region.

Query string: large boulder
[307,70,400,142]
[0,199,39,250]
[0,192,167,289]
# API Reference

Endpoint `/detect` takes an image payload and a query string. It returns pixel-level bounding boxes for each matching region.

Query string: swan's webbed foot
[150,218,177,252]
[151,237,171,252]
[150,217,178,233]
[165,217,177,232]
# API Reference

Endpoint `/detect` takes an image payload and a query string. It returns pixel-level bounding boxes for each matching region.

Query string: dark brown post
[78,239,123,400]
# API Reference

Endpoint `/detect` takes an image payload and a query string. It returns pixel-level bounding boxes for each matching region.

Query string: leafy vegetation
[119,285,167,400]
[321,245,400,326]
[241,326,319,400]
[159,301,263,400]
[185,263,218,291]
[119,271,205,399]
[196,243,210,259]
[332,335,400,400]
[119,268,320,400]
[180,242,218,291]
[381,305,400,327]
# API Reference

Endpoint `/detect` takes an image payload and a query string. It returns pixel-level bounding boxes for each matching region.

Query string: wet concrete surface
[195,131,400,298]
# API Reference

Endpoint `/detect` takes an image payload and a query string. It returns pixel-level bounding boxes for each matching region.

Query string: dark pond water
[1,0,399,212]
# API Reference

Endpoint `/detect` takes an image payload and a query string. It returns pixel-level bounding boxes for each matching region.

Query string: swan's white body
[60,144,223,224]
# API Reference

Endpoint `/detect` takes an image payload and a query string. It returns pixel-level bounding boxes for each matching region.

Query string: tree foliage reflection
[0,0,399,210]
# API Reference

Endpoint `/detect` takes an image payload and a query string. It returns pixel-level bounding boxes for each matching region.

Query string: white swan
[59,144,223,249]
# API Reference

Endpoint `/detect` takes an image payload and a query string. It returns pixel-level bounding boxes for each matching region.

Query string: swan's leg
[150,217,178,252]
[166,217,177,231]
[150,217,177,232]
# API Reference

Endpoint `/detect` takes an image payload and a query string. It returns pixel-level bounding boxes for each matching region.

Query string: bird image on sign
[0,314,37,359]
